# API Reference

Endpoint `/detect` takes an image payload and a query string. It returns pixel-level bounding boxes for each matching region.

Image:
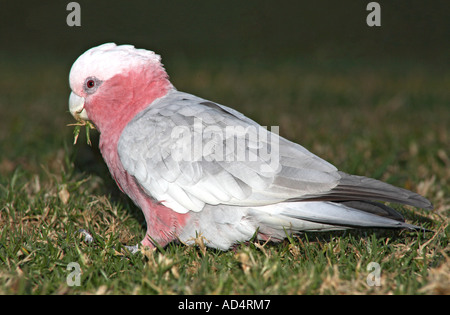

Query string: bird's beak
[69,92,89,121]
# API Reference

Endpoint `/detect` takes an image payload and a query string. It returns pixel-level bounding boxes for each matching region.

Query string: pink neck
[87,70,172,136]
[85,71,189,246]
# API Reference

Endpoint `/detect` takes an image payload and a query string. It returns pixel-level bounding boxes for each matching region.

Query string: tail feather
[270,201,425,232]
[297,171,433,210]
[338,200,405,221]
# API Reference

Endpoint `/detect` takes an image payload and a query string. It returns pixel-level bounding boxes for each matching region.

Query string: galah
[68,43,432,251]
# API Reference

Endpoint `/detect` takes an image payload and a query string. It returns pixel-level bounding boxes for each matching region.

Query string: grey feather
[180,200,424,250]
[297,171,433,210]
[117,88,431,246]
[118,89,340,213]
[338,200,405,221]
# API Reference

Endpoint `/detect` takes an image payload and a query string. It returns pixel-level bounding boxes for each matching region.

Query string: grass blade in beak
[68,120,96,145]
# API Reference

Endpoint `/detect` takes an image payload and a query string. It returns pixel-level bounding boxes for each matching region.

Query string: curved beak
[69,92,89,121]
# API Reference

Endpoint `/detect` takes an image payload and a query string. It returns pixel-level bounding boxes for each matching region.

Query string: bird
[68,43,432,251]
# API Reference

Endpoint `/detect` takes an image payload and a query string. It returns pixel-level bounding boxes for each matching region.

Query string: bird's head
[68,43,173,132]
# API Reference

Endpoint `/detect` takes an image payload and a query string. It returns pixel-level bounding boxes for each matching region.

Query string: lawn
[0,54,448,295]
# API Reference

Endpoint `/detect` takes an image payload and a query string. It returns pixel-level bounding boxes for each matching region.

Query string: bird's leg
[141,236,156,249]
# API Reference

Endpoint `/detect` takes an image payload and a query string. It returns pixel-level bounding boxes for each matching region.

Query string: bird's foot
[77,229,140,255]
[122,244,140,254]
[78,228,94,243]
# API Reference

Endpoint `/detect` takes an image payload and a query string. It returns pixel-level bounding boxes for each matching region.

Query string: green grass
[0,55,448,294]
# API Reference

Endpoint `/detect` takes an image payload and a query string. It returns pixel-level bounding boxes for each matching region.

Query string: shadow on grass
[71,131,147,231]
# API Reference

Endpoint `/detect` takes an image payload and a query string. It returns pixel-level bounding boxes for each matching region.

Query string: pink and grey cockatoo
[68,43,432,251]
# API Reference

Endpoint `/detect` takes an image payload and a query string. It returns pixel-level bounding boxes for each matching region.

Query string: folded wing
[118,90,340,213]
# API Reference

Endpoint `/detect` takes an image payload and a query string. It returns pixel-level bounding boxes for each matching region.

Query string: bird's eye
[83,76,101,94]
[86,79,95,89]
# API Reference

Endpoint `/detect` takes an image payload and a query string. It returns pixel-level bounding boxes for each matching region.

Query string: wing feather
[118,90,339,213]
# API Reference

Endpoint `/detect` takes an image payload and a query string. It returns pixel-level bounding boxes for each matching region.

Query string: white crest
[69,43,162,92]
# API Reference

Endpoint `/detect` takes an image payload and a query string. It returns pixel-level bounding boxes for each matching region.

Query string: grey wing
[118,90,341,214]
